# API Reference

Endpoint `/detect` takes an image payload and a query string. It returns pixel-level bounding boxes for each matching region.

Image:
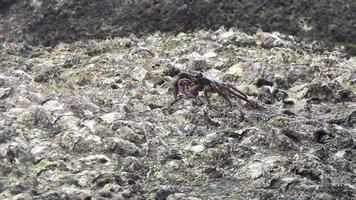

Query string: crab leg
[224,84,249,102]
[216,90,232,107]
[226,84,258,108]
[203,90,211,108]
[204,85,233,107]
[168,95,183,107]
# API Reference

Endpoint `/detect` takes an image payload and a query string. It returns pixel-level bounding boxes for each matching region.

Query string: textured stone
[0,27,354,200]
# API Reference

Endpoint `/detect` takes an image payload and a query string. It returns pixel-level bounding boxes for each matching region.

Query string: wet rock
[275,134,300,151]
[281,128,305,144]
[63,96,101,115]
[109,139,142,157]
[304,81,350,103]
[203,51,217,58]
[38,190,69,200]
[131,47,154,58]
[255,78,273,88]
[273,89,288,101]
[0,0,16,9]
[0,78,5,88]
[322,182,356,199]
[0,126,12,143]
[203,132,226,148]
[28,106,52,128]
[0,178,5,193]
[42,100,65,113]
[62,57,81,68]
[0,24,354,199]
[282,109,295,116]
[347,110,356,127]
[92,173,124,189]
[203,166,223,178]
[225,64,244,76]
[33,65,60,83]
[125,100,151,114]
[5,144,33,164]
[338,89,354,102]
[34,158,58,177]
[80,155,110,167]
[187,58,208,71]
[0,163,12,176]
[166,149,182,160]
[100,112,125,124]
[57,131,80,151]
[257,86,275,104]
[9,183,27,195]
[238,128,269,147]
[256,29,290,48]
[274,74,290,89]
[73,138,104,153]
[121,156,147,174]
[132,68,149,83]
[291,161,322,182]
[163,66,181,77]
[326,124,354,149]
[115,127,147,145]
[313,130,333,144]
[313,147,330,161]
[186,144,205,153]
[92,124,113,138]
[236,156,287,180]
[240,161,264,179]
[167,193,201,200]
[305,83,332,101]
[0,88,12,99]
[12,70,32,82]
[200,148,233,168]
[155,188,173,200]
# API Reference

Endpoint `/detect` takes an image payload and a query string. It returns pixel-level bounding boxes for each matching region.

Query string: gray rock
[109,139,142,157]
[100,112,124,124]
[33,65,60,83]
[347,110,356,127]
[0,88,12,99]
[0,24,354,200]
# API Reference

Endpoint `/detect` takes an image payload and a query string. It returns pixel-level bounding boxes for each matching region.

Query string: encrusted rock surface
[0,28,355,199]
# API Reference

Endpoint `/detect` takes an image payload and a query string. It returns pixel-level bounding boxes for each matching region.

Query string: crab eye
[191,71,202,77]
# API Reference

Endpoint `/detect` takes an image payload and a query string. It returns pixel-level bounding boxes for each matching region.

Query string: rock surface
[0,0,355,54]
[0,28,355,199]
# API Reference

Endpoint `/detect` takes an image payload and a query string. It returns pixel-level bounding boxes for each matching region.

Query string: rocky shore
[0,27,355,199]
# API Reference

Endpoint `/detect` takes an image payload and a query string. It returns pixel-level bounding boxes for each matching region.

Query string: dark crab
[169,71,257,109]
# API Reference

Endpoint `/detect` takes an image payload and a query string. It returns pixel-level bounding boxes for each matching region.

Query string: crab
[168,71,257,109]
